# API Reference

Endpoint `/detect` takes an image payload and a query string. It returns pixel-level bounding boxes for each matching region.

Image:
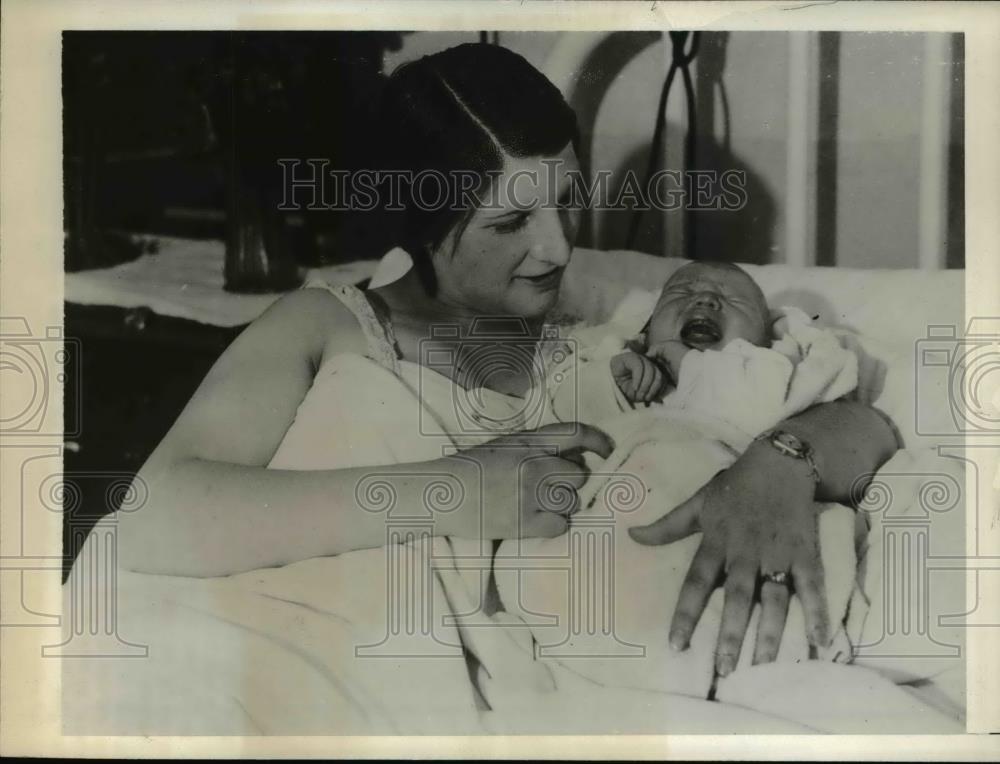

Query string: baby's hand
[610,351,666,403]
[646,340,692,383]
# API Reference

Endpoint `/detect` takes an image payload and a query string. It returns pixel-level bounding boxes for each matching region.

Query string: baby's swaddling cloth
[492,297,867,699]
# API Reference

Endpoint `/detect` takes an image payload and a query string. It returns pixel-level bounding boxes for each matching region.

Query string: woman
[118,43,897,684]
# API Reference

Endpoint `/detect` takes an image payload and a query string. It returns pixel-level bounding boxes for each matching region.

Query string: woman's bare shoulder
[240,285,369,364]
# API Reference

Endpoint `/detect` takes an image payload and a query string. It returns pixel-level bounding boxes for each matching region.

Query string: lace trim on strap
[302,278,401,374]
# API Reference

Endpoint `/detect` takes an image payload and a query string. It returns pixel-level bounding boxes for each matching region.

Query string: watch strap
[755,429,821,484]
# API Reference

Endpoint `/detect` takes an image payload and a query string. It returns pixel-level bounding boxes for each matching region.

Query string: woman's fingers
[528,508,569,538]
[627,488,704,546]
[538,423,615,461]
[715,559,757,676]
[533,461,584,517]
[545,459,589,488]
[668,539,723,650]
[792,556,831,648]
[752,580,791,665]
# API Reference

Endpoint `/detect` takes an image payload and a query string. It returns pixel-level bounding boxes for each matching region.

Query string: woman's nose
[531,208,572,267]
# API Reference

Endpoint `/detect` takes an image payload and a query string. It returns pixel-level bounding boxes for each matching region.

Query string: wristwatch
[755,430,821,484]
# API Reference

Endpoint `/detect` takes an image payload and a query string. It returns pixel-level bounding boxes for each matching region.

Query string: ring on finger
[761,570,791,587]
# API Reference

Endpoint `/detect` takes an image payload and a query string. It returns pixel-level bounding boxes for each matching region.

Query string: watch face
[773,431,803,453]
[765,431,818,482]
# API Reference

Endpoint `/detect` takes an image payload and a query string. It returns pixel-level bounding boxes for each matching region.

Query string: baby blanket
[495,413,863,700]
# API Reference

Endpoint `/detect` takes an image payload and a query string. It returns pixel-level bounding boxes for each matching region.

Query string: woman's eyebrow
[483,208,527,223]
[483,202,537,221]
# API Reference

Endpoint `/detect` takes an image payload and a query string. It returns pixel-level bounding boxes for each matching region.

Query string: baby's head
[646,262,770,350]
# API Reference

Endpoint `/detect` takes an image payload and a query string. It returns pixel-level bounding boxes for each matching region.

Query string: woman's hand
[442,423,614,540]
[628,440,829,676]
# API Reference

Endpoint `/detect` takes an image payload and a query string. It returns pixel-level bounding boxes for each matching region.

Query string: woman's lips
[517,267,564,290]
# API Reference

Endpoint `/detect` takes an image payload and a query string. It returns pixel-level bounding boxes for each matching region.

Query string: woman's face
[431,143,582,321]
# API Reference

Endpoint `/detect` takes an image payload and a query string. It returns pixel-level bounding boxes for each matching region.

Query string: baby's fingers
[634,358,656,401]
[643,365,664,402]
[634,360,653,401]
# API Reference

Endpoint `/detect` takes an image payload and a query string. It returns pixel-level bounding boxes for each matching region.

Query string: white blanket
[63,352,963,734]
[495,414,863,700]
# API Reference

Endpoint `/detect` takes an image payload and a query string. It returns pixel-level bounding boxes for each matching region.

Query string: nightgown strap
[301,278,401,375]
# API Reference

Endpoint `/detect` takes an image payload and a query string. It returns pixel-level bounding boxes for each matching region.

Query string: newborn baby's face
[646,263,770,350]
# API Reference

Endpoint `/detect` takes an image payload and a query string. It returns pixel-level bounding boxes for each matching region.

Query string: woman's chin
[508,285,560,321]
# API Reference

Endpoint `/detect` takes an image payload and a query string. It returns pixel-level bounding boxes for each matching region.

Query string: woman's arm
[774,399,899,504]
[629,400,898,675]
[118,287,420,576]
[123,454,472,578]
[118,288,610,578]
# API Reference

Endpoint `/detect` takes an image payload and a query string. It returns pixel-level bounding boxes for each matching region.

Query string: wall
[383,30,963,269]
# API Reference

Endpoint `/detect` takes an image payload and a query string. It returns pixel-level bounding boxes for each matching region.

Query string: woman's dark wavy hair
[373,43,579,292]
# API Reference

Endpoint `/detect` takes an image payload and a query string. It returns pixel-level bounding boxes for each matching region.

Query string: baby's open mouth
[680,316,722,348]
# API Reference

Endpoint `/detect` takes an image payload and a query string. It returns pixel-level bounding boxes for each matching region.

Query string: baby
[547,261,858,452]
[612,260,772,409]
